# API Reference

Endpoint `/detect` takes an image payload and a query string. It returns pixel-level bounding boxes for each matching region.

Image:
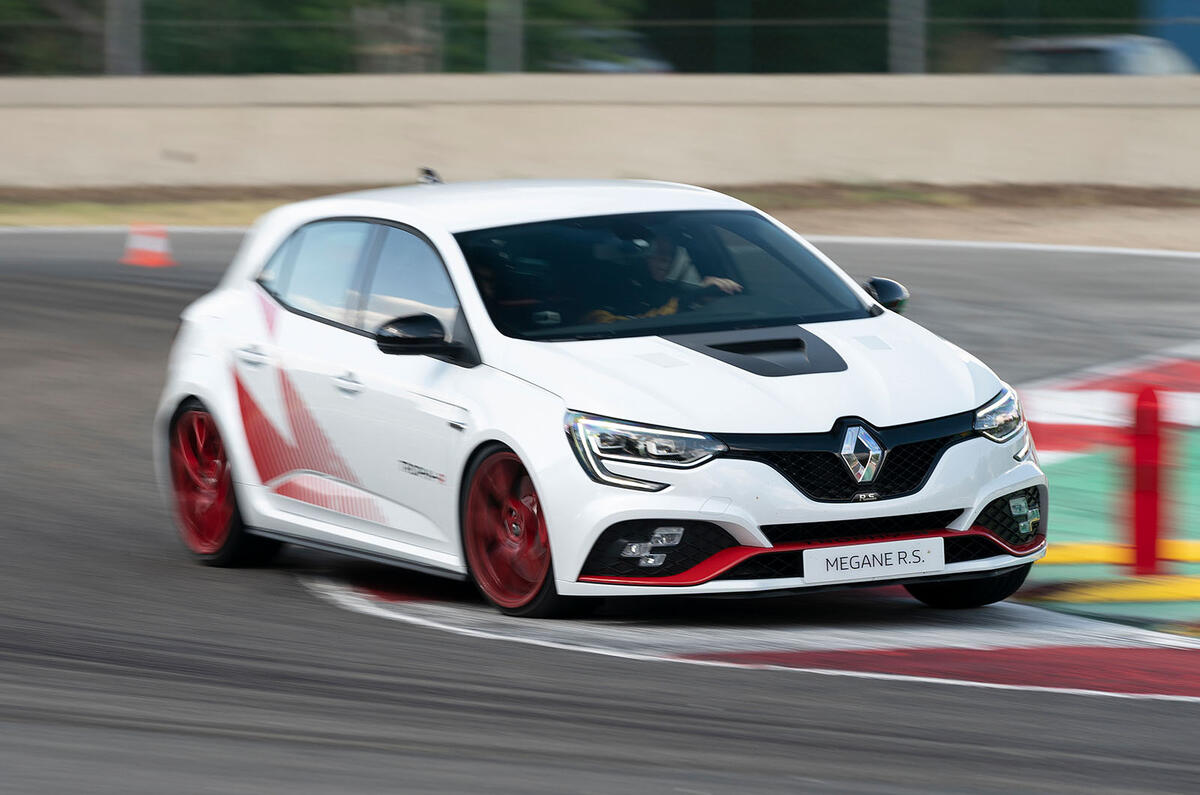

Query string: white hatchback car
[156,179,1047,617]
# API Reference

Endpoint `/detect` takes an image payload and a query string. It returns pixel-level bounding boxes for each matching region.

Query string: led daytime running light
[974,385,1025,443]
[566,412,726,491]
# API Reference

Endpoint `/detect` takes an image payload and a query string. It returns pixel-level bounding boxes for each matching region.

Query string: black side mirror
[376,314,455,355]
[862,277,910,314]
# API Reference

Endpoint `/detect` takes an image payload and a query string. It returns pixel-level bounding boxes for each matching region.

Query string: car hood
[486,313,1002,434]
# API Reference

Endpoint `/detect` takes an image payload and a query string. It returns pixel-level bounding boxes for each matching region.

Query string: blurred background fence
[1,1,1199,76]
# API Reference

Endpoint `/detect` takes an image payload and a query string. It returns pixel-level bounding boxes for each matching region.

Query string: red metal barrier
[1131,386,1163,575]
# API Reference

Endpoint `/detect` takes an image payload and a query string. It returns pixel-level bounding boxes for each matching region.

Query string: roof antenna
[418,167,443,185]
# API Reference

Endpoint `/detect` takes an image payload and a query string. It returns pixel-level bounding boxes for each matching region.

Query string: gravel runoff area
[4,183,1200,251]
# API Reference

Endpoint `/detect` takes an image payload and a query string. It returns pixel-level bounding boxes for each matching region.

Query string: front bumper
[549,429,1046,597]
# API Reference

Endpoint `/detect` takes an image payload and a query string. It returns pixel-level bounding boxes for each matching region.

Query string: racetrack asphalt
[1,230,1199,793]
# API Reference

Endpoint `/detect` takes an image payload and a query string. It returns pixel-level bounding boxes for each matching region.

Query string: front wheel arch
[457,441,593,618]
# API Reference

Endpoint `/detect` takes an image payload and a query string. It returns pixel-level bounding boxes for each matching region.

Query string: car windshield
[454,210,872,341]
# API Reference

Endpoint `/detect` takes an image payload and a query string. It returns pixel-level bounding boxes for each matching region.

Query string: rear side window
[359,227,460,337]
[276,221,373,326]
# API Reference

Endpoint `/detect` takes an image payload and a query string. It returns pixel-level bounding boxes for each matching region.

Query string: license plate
[803,537,945,584]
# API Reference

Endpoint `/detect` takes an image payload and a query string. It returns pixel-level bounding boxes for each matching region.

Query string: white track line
[806,234,1200,260]
[304,577,1200,705]
[303,345,1200,700]
[3,225,1200,261]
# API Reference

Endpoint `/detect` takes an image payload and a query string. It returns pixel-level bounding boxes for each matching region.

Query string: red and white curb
[299,343,1200,704]
[1021,340,1200,463]
[301,575,1200,702]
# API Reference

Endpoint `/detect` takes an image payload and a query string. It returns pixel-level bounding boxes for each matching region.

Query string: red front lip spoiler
[576,527,1045,587]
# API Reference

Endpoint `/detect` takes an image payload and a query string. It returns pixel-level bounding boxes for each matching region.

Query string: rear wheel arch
[168,393,245,484]
[167,397,280,567]
[168,393,204,427]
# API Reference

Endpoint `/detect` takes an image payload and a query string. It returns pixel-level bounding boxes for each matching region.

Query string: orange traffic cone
[120,223,177,268]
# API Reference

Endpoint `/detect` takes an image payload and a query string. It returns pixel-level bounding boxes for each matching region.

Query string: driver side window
[358,226,460,339]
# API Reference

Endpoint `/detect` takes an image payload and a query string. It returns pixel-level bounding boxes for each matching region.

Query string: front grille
[715,533,1007,581]
[718,551,806,580]
[718,413,975,503]
[742,437,964,501]
[761,509,963,546]
[973,487,1046,548]
[579,520,737,578]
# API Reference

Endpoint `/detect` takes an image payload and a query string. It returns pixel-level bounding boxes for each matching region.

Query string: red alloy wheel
[169,409,235,555]
[464,452,552,609]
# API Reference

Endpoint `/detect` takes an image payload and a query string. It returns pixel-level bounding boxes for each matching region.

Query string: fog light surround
[579,520,738,580]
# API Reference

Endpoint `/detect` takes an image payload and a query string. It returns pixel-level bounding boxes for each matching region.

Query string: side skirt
[247,527,470,582]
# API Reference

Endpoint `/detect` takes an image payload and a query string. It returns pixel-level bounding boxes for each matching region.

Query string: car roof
[290,179,752,234]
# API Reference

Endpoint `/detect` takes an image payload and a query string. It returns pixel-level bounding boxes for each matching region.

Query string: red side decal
[257,289,279,340]
[235,369,305,483]
[274,473,386,525]
[234,366,384,524]
[276,368,356,483]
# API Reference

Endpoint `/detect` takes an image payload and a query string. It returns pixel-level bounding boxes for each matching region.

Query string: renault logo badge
[841,426,884,483]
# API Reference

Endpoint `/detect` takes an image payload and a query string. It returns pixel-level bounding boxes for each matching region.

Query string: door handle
[236,345,271,367]
[332,372,363,395]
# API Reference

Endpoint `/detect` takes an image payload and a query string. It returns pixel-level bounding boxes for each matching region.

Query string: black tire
[461,443,596,619]
[904,564,1031,609]
[169,398,281,568]
[194,503,282,568]
[500,560,596,619]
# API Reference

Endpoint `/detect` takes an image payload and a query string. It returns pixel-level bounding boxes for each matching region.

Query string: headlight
[974,385,1025,443]
[565,412,727,491]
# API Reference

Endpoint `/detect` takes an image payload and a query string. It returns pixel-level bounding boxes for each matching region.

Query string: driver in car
[584,231,742,324]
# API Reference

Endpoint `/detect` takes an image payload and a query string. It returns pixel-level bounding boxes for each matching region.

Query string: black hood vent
[663,325,848,377]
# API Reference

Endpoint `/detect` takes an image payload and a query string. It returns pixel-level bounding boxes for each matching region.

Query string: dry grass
[0,200,281,227]
[5,183,1200,250]
[726,183,1200,210]
[0,183,383,227]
